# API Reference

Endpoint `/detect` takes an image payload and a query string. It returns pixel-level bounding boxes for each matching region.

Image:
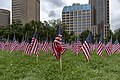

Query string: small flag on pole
[30,32,39,56]
[52,25,62,60]
[97,32,103,56]
[105,38,112,55]
[41,37,49,54]
[10,34,18,53]
[112,38,120,53]
[81,32,92,62]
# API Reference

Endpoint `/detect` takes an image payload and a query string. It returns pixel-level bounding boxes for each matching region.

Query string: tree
[80,30,90,43]
[113,30,120,43]
[106,30,113,43]
[0,20,72,43]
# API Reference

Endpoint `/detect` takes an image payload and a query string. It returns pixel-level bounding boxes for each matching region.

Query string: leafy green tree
[80,30,90,43]
[113,30,120,43]
[106,30,113,43]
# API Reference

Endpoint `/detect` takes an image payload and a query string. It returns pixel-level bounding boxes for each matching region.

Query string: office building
[62,3,91,36]
[12,0,40,24]
[89,0,110,38]
[0,9,10,26]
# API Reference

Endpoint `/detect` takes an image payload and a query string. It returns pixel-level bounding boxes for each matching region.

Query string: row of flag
[0,26,120,62]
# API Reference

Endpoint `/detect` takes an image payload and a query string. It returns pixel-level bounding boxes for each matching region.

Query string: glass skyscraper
[89,0,110,38]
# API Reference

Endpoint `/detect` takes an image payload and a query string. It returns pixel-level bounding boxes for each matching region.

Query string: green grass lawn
[0,50,120,80]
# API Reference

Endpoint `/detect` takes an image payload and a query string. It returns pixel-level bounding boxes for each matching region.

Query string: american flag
[97,32,103,56]
[91,43,97,51]
[4,36,10,51]
[72,40,82,54]
[71,42,76,53]
[112,38,120,53]
[65,43,70,49]
[20,41,25,52]
[61,43,66,54]
[93,40,98,51]
[49,43,55,55]
[118,46,120,53]
[105,38,112,55]
[29,33,39,56]
[15,42,21,51]
[10,34,18,53]
[0,42,5,50]
[81,32,92,62]
[41,38,49,54]
[52,26,62,60]
[37,42,42,51]
[23,37,30,54]
[61,39,67,55]
[25,43,31,55]
[19,36,25,52]
[4,40,9,51]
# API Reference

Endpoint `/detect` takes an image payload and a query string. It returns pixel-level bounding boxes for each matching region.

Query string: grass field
[0,50,120,80]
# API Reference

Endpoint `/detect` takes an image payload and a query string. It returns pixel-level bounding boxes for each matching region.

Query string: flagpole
[110,35,112,56]
[60,53,62,70]
[36,54,39,63]
[87,25,92,63]
[7,34,10,54]
[35,25,39,63]
[56,19,63,70]
[47,32,48,54]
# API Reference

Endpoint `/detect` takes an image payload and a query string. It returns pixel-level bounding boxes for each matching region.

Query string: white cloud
[40,0,88,21]
[110,0,120,31]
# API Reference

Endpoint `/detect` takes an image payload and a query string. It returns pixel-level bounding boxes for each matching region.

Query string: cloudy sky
[0,0,120,32]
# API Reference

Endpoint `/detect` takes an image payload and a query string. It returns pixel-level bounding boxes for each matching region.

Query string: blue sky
[0,0,120,31]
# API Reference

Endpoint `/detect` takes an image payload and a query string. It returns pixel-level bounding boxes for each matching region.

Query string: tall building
[12,0,27,23]
[12,0,40,24]
[0,9,10,26]
[62,3,91,36]
[27,0,40,22]
[89,0,110,38]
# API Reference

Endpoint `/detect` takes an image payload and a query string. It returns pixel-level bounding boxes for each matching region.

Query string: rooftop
[63,3,91,12]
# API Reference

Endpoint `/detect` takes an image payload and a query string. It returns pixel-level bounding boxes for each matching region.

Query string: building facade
[0,9,10,26]
[12,0,40,24]
[62,3,91,36]
[89,0,110,38]
[27,0,40,22]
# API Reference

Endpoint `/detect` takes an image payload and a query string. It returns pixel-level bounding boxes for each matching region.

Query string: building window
[82,10,86,12]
